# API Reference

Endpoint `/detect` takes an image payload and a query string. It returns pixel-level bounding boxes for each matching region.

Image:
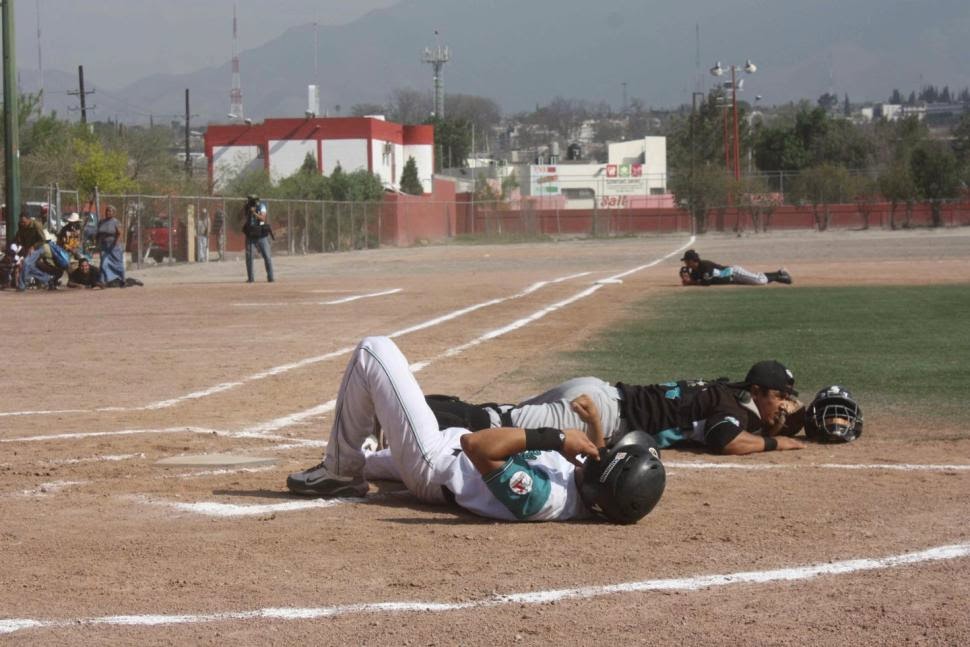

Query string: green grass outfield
[551,284,970,437]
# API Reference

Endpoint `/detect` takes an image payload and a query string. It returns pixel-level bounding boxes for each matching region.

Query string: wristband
[524,427,566,451]
[763,436,778,451]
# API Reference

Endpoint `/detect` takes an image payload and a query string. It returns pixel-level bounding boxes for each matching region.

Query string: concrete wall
[211,146,263,191]
[324,139,368,174]
[268,139,317,183]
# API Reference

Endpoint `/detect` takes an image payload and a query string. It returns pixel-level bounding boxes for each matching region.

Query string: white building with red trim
[204,116,435,193]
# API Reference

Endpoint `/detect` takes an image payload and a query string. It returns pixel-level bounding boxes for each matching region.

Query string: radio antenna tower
[229,3,244,119]
[422,30,449,119]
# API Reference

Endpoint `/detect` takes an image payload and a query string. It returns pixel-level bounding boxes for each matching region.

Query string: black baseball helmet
[580,431,666,524]
[804,385,863,442]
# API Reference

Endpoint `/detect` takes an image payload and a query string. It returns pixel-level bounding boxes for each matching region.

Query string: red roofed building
[204,116,434,194]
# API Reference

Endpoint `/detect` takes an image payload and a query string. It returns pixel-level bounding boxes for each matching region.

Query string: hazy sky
[15,0,400,86]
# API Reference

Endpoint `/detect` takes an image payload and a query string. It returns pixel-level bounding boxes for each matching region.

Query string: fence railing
[4,185,968,268]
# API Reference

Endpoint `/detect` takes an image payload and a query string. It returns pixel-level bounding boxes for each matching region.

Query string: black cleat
[776,268,793,285]
[286,461,368,497]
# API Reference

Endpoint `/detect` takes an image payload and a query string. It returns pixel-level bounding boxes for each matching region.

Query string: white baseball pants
[323,336,454,503]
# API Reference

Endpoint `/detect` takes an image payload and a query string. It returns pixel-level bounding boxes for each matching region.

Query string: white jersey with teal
[437,428,588,521]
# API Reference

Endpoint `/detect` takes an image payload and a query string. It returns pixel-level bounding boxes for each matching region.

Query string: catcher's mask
[580,431,666,524]
[805,385,863,442]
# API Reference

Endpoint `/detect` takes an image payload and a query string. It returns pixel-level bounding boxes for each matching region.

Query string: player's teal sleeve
[483,454,552,520]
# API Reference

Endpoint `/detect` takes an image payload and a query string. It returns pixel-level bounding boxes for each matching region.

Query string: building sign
[530,166,561,195]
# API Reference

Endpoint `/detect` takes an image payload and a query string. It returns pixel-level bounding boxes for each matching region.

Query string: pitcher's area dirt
[2,229,968,645]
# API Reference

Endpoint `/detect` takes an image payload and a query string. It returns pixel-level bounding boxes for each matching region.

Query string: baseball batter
[425,361,806,455]
[286,337,665,523]
[679,249,792,286]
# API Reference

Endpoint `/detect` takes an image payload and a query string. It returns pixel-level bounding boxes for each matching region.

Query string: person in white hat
[57,213,85,271]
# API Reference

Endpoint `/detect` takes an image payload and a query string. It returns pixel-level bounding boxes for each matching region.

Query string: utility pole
[3,0,22,235]
[68,64,95,123]
[184,88,192,176]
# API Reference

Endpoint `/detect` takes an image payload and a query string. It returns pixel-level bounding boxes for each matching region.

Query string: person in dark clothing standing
[241,195,274,283]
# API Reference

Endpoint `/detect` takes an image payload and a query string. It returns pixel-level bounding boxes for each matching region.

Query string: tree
[952,112,970,166]
[843,94,851,117]
[73,137,135,195]
[428,116,472,171]
[669,164,732,233]
[738,174,779,233]
[386,88,431,124]
[817,92,839,112]
[500,170,519,200]
[878,162,917,230]
[850,174,880,230]
[787,163,851,231]
[444,93,502,144]
[350,102,387,117]
[890,89,903,104]
[910,140,961,227]
[399,156,423,195]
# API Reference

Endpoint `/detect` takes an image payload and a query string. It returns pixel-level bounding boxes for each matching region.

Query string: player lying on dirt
[424,360,807,456]
[679,249,792,286]
[286,336,666,524]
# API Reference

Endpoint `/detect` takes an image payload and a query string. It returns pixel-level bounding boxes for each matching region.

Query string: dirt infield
[2,228,968,645]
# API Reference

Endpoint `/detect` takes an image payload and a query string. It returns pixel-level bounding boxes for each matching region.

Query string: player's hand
[560,428,600,466]
[776,436,806,451]
[570,394,599,425]
[679,266,692,285]
[766,397,805,437]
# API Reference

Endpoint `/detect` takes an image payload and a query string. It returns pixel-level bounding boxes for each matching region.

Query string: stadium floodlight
[709,61,724,77]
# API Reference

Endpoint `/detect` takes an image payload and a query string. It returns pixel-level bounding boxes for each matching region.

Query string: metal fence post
[287,202,293,255]
[167,195,173,263]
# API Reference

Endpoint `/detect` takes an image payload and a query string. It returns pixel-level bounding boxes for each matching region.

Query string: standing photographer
[242,195,274,283]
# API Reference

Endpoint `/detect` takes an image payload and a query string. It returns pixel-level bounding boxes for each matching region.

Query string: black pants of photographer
[245,234,275,283]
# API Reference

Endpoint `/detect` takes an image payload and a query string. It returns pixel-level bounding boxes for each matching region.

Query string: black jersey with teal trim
[615,381,762,450]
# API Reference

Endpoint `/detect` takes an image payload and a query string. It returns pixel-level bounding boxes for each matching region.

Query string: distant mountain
[23,0,970,124]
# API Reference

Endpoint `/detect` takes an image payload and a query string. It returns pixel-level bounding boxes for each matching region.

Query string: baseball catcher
[680,249,792,286]
[421,360,807,456]
[287,337,665,524]
[804,385,863,442]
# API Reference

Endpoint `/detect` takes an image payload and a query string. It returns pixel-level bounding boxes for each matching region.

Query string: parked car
[126,216,186,263]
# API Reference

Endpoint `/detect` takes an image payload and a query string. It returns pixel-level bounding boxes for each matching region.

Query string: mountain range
[15,0,970,126]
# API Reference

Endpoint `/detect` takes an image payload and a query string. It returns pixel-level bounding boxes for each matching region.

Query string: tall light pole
[3,0,21,237]
[709,59,757,181]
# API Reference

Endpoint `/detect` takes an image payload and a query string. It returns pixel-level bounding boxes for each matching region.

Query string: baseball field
[2,227,968,645]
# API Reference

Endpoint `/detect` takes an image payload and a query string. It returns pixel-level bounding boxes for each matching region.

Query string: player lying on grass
[424,360,807,456]
[286,336,666,523]
[679,249,792,286]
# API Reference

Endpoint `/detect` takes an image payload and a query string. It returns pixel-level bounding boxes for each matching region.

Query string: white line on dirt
[232,287,403,307]
[0,272,594,419]
[0,246,689,446]
[2,541,967,636]
[141,495,361,517]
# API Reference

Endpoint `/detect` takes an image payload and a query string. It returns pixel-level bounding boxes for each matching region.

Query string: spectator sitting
[67,257,105,289]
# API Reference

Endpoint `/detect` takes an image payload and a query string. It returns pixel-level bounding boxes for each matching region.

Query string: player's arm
[704,412,805,455]
[460,427,599,475]
[721,431,805,455]
[569,394,606,448]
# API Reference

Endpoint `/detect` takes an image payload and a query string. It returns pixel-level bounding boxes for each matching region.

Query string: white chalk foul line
[232,287,403,307]
[0,272,592,419]
[2,541,967,636]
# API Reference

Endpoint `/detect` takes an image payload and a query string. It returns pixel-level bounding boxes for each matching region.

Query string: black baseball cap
[742,360,797,396]
[680,249,700,262]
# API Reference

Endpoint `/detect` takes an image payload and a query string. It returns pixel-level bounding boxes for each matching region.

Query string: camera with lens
[245,194,260,214]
